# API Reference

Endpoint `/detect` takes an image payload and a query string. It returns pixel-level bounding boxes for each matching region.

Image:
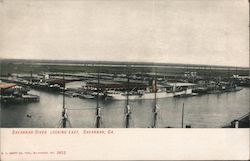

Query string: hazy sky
[0,0,249,67]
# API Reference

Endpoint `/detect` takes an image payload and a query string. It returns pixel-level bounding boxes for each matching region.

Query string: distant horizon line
[1,58,249,69]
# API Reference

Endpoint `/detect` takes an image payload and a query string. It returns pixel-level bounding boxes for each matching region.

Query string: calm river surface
[1,88,249,128]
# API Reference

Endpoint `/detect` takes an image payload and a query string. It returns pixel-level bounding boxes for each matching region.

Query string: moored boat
[106,88,192,100]
[79,94,95,99]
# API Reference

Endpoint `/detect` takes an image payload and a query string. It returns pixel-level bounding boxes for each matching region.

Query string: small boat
[72,93,80,97]
[193,87,209,94]
[79,94,95,99]
[49,84,63,92]
[60,91,73,97]
[226,86,243,92]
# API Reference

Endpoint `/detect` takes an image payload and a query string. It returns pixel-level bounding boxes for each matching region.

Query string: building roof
[0,83,16,89]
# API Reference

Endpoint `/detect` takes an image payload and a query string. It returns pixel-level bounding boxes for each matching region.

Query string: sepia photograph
[1,0,249,129]
[0,0,249,160]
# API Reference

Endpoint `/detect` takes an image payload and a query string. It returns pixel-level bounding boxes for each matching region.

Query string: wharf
[1,94,39,104]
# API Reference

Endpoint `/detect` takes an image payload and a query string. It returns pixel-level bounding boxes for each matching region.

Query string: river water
[1,88,249,128]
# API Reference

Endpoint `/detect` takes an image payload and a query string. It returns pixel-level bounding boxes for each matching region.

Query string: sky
[0,0,249,67]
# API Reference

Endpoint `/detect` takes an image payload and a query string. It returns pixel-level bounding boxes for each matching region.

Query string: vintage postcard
[0,0,249,160]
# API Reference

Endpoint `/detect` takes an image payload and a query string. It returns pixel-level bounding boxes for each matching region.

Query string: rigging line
[130,115,135,127]
[100,120,105,128]
[157,108,162,121]
[58,122,63,128]
[57,119,62,128]
[67,118,73,128]
[56,119,61,126]
[130,86,136,92]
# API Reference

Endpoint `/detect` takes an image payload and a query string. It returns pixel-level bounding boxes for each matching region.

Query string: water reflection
[1,88,249,128]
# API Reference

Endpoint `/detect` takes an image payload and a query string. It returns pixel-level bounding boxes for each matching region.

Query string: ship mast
[125,65,131,128]
[30,71,33,84]
[152,73,159,128]
[95,68,102,128]
[30,63,33,84]
[62,73,67,128]
[181,103,184,128]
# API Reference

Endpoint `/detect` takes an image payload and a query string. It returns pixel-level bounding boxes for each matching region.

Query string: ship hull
[108,90,190,100]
